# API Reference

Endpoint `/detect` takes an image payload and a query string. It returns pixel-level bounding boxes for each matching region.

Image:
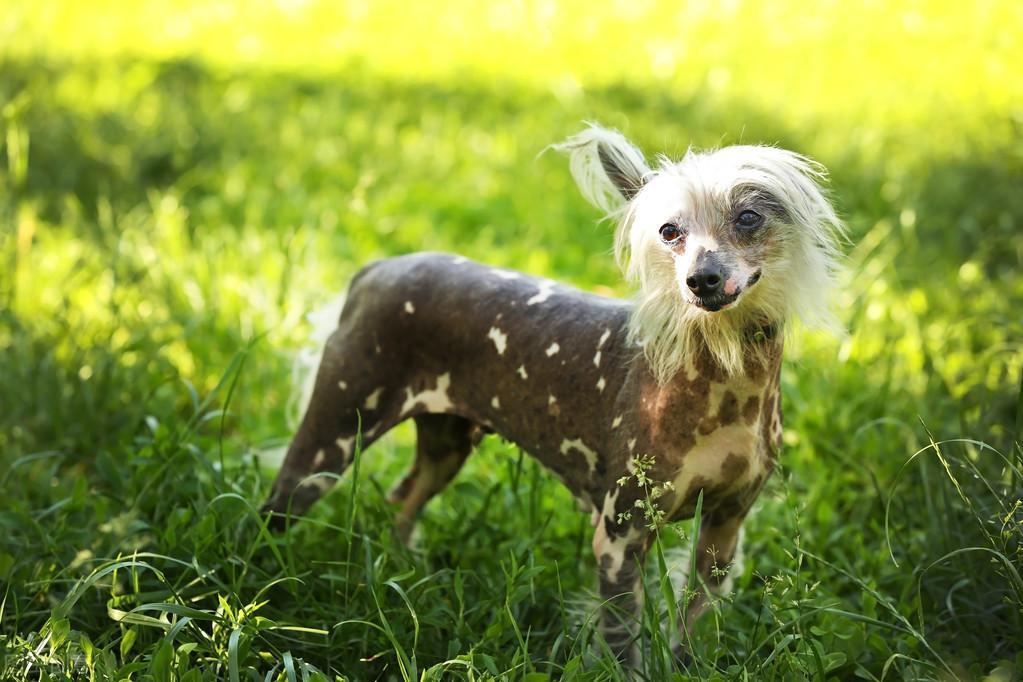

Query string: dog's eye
[659,223,684,243]
[735,210,763,229]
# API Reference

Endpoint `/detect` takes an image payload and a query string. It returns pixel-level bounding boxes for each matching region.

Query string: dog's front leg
[674,513,745,657]
[592,511,651,665]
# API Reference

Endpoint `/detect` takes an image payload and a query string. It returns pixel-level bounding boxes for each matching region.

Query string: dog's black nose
[686,269,723,297]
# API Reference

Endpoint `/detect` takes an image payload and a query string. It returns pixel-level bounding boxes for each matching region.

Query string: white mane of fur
[558,125,845,381]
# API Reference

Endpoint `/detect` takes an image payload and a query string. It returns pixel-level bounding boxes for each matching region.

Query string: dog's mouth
[693,292,740,312]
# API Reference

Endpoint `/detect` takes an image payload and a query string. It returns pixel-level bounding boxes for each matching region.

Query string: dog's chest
[632,349,782,521]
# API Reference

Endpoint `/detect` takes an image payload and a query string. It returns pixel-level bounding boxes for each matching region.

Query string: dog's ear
[554,125,651,214]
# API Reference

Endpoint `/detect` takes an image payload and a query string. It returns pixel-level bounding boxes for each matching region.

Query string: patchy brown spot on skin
[636,339,783,524]
[742,395,760,425]
[721,452,749,479]
[697,346,730,383]
[718,390,739,425]
[760,389,783,455]
[642,354,713,447]
[600,487,647,541]
[697,420,717,436]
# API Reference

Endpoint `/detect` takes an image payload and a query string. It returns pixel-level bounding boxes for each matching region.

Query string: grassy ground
[1,2,1022,679]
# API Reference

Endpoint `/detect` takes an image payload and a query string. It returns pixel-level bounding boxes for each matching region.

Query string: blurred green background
[1,1,1022,680]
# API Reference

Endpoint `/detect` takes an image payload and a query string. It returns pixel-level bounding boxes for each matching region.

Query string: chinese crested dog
[261,125,843,662]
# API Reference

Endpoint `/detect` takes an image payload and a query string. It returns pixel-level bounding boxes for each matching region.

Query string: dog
[260,125,843,662]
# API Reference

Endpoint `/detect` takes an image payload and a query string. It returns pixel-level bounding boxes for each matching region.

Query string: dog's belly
[453,360,632,510]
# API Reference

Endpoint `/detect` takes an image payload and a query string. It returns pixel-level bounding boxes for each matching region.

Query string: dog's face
[630,151,795,314]
[558,126,844,378]
[559,127,841,320]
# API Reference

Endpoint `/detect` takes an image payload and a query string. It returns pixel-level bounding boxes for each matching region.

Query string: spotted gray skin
[261,252,783,662]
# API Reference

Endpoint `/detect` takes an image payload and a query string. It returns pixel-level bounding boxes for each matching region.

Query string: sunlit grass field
[2,1,1022,679]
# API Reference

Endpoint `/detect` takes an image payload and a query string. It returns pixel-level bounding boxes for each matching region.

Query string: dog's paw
[259,501,290,532]
[670,643,694,670]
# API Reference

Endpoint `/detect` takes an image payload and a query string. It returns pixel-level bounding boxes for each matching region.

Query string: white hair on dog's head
[557,124,844,381]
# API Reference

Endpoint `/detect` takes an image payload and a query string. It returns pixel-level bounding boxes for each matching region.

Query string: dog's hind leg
[260,323,406,529]
[387,414,482,544]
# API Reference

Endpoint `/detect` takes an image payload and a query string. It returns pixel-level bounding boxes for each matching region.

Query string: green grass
[1,2,1022,679]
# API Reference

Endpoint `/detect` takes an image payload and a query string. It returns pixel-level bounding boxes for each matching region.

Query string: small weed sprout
[709,562,730,584]
[616,454,676,531]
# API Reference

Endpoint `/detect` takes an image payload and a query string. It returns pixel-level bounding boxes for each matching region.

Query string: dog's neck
[734,321,783,376]
[629,315,785,467]
[630,299,785,385]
